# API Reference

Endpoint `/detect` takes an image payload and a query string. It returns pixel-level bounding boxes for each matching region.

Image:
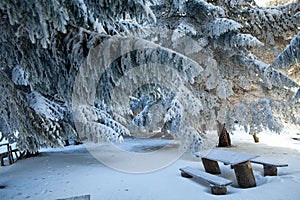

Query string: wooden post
[263,165,277,176]
[201,158,221,174]
[0,154,4,166]
[232,161,256,188]
[210,185,227,195]
[8,145,14,164]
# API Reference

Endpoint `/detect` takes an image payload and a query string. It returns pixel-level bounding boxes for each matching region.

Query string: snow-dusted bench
[9,142,22,162]
[250,159,288,176]
[180,166,232,195]
[0,143,13,166]
[0,142,21,166]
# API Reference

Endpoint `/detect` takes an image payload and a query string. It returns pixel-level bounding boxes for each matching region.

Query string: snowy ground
[1,128,300,200]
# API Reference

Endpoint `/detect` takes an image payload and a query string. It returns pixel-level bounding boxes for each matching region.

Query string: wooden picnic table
[201,149,258,188]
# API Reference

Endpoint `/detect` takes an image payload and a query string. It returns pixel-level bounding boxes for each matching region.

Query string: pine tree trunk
[217,122,231,147]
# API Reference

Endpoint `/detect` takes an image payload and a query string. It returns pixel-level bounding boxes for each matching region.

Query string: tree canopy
[0,0,299,152]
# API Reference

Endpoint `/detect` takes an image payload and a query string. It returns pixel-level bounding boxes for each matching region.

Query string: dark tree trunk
[217,122,231,147]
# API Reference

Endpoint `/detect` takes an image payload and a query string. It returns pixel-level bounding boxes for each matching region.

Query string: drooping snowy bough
[0,0,299,152]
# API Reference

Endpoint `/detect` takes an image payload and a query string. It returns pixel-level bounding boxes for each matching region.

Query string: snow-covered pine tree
[0,0,155,152]
[207,0,300,45]
[148,0,300,139]
[0,0,299,152]
[271,31,300,69]
[270,31,300,102]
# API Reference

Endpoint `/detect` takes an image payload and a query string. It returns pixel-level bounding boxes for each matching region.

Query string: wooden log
[263,165,277,176]
[210,185,227,195]
[232,161,256,188]
[201,158,221,174]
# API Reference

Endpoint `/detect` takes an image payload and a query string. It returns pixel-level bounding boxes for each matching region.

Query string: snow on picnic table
[0,129,300,200]
[202,148,258,165]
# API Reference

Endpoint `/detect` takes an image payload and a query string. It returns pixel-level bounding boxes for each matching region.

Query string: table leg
[232,161,256,188]
[263,165,277,176]
[201,158,221,174]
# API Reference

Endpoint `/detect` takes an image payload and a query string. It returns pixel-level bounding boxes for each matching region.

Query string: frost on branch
[0,0,156,48]
[244,57,298,91]
[28,91,66,121]
[217,80,233,99]
[231,34,263,48]
[208,0,299,44]
[12,66,29,86]
[271,31,300,69]
[212,32,263,50]
[225,97,300,135]
[0,72,70,152]
[205,18,242,38]
[74,104,130,143]
[249,99,282,133]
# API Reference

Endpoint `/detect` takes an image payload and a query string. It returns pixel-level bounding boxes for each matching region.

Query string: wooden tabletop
[202,149,258,165]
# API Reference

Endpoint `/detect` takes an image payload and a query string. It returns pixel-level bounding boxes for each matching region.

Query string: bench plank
[180,167,232,186]
[250,159,288,176]
[250,159,288,167]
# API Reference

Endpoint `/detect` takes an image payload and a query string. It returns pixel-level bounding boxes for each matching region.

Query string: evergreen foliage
[0,0,299,152]
[271,31,300,69]
[207,0,300,44]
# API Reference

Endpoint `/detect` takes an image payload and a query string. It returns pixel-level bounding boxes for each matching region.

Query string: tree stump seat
[250,159,288,176]
[180,166,232,195]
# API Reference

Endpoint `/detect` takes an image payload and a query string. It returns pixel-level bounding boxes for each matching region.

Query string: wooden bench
[250,159,288,176]
[9,145,22,162]
[0,143,13,166]
[0,143,22,166]
[180,166,232,195]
